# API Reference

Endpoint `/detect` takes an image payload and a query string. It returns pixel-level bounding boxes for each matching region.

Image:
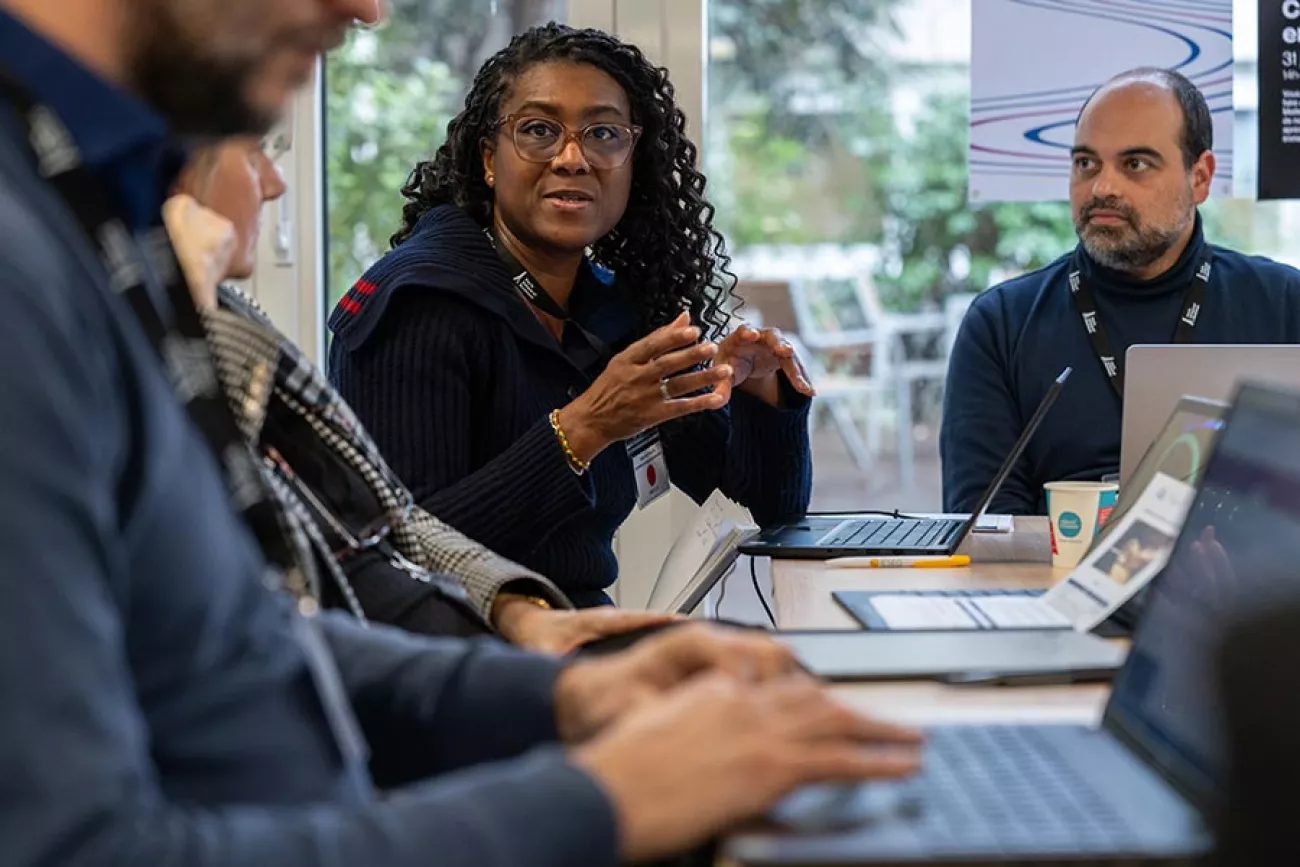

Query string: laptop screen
[1124,398,1225,497]
[1090,398,1226,556]
[1102,383,1300,810]
[958,366,1071,531]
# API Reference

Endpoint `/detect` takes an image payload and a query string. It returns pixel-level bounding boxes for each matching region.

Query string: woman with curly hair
[327,23,815,607]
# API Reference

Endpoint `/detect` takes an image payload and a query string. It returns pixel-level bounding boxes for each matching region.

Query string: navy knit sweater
[941,214,1300,516]
[328,205,813,606]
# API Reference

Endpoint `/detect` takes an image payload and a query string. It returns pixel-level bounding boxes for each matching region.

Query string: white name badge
[627,428,670,509]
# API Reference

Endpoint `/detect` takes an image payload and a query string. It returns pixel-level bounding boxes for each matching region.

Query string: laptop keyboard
[897,725,1140,850]
[773,725,1145,852]
[816,517,961,550]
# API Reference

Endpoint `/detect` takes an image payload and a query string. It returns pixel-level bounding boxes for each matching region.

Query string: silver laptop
[728,380,1300,865]
[1121,343,1300,486]
[773,628,1124,682]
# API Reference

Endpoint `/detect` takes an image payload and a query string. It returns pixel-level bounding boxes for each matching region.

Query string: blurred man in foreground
[0,1,920,865]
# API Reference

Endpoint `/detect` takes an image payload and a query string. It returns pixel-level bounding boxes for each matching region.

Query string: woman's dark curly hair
[392,22,737,340]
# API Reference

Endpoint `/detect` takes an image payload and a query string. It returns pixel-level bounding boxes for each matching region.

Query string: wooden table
[769,517,1111,727]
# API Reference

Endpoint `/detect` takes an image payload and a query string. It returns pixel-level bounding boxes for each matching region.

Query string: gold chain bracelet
[549,409,589,475]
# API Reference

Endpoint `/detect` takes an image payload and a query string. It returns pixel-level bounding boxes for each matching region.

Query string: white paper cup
[1045,481,1119,568]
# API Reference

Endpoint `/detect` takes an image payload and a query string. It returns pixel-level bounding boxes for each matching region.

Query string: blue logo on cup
[1057,511,1083,538]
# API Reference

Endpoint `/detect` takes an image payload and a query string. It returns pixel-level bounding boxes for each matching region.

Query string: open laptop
[1121,343,1300,486]
[728,380,1300,865]
[740,367,1071,560]
[833,395,1227,634]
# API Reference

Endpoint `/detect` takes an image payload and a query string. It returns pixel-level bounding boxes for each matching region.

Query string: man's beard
[123,4,280,137]
[1075,194,1194,274]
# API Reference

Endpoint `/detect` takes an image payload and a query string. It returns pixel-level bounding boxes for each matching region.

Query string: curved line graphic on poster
[969,0,1233,193]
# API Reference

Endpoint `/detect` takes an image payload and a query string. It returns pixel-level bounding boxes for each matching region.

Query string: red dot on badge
[647,465,657,486]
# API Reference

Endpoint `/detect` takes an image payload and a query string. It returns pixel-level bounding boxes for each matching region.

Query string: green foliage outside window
[869,91,1075,312]
[324,31,457,309]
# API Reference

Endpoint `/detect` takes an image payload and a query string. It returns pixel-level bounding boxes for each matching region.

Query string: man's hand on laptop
[551,621,799,742]
[571,673,924,862]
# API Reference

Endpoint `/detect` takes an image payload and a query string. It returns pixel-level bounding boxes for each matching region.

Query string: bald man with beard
[942,66,1300,517]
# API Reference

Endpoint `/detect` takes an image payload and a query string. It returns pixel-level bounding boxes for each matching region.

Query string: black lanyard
[482,228,611,373]
[1067,247,1211,398]
[0,71,298,578]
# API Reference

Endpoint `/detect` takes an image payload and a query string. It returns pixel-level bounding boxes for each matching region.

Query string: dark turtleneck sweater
[328,205,813,606]
[941,214,1300,516]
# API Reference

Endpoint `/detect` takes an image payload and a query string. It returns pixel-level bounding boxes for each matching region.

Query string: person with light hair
[167,134,680,652]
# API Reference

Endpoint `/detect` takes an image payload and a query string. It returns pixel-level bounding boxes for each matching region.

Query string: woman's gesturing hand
[556,312,732,463]
[714,325,816,407]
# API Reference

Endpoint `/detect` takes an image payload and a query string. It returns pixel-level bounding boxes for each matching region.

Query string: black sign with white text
[1258,0,1300,199]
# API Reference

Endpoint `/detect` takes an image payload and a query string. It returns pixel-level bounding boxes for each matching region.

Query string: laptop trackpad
[770,781,915,832]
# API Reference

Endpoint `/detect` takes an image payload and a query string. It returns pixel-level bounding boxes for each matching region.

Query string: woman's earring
[485,172,494,187]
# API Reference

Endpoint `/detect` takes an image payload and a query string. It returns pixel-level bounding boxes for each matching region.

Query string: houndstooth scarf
[201,284,570,625]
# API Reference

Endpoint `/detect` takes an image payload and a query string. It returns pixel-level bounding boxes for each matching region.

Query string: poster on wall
[1258,0,1300,199]
[970,0,1235,203]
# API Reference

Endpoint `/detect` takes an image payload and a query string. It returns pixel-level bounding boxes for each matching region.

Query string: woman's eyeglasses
[495,114,641,169]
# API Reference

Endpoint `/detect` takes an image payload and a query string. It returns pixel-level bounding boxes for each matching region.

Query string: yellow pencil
[824,554,972,569]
